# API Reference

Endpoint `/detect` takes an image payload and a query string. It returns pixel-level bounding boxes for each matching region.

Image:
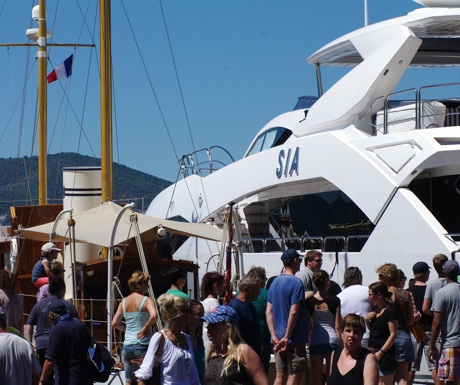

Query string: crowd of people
[1,242,460,385]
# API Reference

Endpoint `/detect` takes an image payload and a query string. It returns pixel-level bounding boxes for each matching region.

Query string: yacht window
[293,96,318,110]
[246,127,292,157]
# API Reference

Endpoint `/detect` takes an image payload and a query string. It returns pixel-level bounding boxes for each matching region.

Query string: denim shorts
[122,343,149,381]
[395,330,415,363]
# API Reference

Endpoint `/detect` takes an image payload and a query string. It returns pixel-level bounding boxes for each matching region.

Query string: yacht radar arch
[413,0,460,7]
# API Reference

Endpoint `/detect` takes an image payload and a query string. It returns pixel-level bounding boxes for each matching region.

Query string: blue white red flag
[47,54,73,84]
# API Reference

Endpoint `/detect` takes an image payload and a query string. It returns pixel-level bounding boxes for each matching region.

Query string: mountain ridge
[0,152,172,223]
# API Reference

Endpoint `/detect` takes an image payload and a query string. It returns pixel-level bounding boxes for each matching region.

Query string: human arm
[266,302,278,346]
[111,302,125,331]
[40,359,55,383]
[307,309,312,346]
[408,292,421,322]
[428,311,443,363]
[363,351,379,385]
[135,332,162,381]
[375,319,397,362]
[25,324,35,348]
[329,350,335,376]
[406,291,415,326]
[137,297,158,340]
[334,303,342,346]
[240,343,269,385]
[422,298,433,317]
[276,301,300,353]
[42,260,54,279]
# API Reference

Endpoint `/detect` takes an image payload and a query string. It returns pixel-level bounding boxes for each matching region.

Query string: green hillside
[0,153,172,224]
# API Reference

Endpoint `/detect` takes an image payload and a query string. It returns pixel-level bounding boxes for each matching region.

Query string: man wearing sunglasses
[295,250,323,295]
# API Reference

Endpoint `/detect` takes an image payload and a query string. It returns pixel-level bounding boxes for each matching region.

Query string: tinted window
[246,127,292,157]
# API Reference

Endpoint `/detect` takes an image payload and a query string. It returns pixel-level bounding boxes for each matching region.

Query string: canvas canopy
[19,201,223,246]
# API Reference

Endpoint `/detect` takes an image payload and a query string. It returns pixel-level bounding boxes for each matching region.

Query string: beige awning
[19,201,223,246]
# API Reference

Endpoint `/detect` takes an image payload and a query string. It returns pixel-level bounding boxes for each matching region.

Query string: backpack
[87,338,114,383]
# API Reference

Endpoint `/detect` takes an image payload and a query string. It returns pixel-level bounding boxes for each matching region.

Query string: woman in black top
[329,314,378,385]
[377,264,414,385]
[366,281,398,385]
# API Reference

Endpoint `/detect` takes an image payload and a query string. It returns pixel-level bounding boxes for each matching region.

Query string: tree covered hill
[0,153,172,223]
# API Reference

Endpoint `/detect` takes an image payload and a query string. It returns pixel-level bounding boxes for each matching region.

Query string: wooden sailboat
[2,0,200,348]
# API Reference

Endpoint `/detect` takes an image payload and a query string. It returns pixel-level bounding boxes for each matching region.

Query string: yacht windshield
[245,127,292,157]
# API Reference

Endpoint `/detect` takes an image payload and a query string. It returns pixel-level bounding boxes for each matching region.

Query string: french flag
[47,54,73,84]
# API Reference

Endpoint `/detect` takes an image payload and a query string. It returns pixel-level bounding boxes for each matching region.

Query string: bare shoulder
[238,343,255,363]
[365,351,378,365]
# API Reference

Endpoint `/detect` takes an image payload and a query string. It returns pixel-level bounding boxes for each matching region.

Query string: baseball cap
[199,305,239,326]
[280,249,303,262]
[442,260,460,276]
[47,299,68,316]
[412,261,431,275]
[41,242,62,254]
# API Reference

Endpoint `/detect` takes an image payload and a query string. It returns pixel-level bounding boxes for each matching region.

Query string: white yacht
[147,0,460,296]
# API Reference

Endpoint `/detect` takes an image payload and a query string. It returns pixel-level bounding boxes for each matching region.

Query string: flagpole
[38,0,48,205]
[224,203,234,305]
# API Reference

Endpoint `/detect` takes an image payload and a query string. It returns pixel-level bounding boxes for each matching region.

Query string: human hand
[366,312,376,321]
[374,350,384,361]
[427,347,436,364]
[136,326,149,340]
[274,337,288,353]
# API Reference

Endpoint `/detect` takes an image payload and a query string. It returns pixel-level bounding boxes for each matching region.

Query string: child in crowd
[31,243,61,288]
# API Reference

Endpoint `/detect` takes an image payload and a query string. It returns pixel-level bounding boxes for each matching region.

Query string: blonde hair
[128,271,150,292]
[157,293,188,327]
[376,263,399,286]
[207,323,245,377]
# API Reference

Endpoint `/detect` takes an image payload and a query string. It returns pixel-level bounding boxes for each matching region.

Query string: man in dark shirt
[407,261,442,385]
[25,278,79,385]
[39,299,92,385]
[228,274,262,357]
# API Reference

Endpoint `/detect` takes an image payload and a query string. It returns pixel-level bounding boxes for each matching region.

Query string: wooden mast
[38,0,48,205]
[100,0,113,203]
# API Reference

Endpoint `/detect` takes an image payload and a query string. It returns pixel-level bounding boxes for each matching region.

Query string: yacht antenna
[364,0,369,26]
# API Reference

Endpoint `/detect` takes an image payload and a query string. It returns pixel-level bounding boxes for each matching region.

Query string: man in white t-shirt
[0,306,41,385]
[337,267,371,348]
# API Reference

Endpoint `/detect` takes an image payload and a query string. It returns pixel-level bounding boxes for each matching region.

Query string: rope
[115,221,133,280]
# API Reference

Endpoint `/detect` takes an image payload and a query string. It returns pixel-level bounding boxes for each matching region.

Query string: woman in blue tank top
[112,271,158,385]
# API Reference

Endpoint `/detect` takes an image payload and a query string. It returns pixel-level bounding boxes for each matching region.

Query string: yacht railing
[179,146,235,178]
[20,294,125,361]
[367,82,460,135]
[243,234,369,253]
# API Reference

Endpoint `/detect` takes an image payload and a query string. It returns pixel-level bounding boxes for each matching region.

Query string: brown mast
[38,0,48,205]
[100,0,113,203]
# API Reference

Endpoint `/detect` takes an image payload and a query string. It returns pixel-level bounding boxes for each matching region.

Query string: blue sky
[0,0,451,195]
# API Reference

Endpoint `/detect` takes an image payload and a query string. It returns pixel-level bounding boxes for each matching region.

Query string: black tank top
[329,347,371,385]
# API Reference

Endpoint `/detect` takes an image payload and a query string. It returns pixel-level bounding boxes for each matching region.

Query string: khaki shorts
[274,344,308,374]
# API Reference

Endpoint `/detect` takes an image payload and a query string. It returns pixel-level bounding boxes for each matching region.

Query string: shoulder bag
[391,288,427,343]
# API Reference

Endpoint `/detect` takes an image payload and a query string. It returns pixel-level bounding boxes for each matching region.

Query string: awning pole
[107,202,135,351]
